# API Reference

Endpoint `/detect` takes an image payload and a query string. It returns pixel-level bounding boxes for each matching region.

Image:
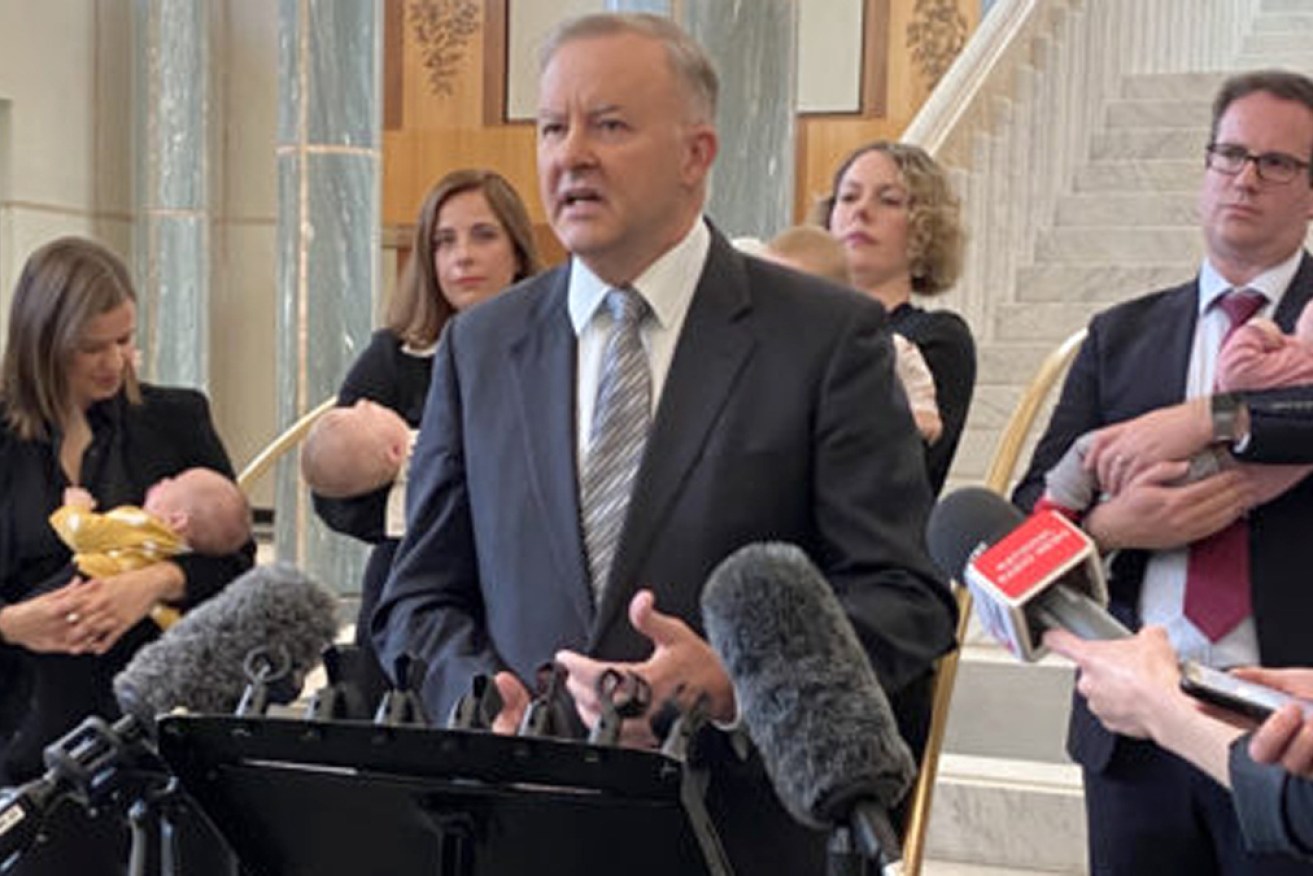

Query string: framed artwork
[495,0,880,122]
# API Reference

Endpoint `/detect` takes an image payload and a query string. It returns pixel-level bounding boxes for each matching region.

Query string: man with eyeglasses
[1015,69,1313,874]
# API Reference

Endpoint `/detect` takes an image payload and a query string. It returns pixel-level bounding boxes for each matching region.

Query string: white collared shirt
[1138,248,1302,668]
[567,219,711,467]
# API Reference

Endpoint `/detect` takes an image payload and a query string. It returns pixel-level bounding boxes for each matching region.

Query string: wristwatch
[1210,391,1242,444]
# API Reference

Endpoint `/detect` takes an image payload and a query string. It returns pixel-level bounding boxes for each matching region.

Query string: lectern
[156,715,732,876]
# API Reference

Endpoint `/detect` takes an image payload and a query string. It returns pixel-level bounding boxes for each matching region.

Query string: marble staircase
[916,0,1313,871]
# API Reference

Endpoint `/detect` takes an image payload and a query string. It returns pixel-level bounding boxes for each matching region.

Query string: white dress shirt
[567,219,711,470]
[1139,248,1302,668]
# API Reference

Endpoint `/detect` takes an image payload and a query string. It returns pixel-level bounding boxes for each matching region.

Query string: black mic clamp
[375,653,430,727]
[447,674,505,731]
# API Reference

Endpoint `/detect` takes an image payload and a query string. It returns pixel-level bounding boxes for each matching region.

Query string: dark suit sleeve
[818,303,957,692]
[1013,324,1107,511]
[370,324,502,716]
[1230,734,1313,859]
[1235,384,1313,465]
[312,333,404,543]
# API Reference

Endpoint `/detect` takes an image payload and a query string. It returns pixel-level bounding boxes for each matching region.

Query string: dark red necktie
[1183,288,1266,641]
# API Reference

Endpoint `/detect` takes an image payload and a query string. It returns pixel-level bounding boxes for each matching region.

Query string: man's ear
[682,123,718,187]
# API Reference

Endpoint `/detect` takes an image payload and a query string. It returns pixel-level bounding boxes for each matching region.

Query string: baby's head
[301,400,411,498]
[143,467,251,555]
[762,226,851,286]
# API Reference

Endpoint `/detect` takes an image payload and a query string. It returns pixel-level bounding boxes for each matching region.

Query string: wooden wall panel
[384,0,978,263]
[795,0,978,223]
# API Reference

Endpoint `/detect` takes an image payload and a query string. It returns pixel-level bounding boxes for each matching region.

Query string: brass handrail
[236,396,338,495]
[901,327,1087,875]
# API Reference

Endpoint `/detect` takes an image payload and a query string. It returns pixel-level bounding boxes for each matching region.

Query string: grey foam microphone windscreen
[112,562,339,723]
[700,542,917,830]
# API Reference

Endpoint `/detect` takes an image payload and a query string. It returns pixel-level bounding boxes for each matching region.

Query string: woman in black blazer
[0,237,253,873]
[311,168,541,688]
[820,141,976,496]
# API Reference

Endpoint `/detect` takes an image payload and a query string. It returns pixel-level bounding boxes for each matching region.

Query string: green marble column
[134,0,211,388]
[607,0,798,238]
[276,0,381,594]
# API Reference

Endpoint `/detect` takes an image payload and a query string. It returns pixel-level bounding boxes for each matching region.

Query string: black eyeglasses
[1206,143,1311,185]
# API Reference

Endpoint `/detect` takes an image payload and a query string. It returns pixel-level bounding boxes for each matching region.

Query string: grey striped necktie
[582,286,652,600]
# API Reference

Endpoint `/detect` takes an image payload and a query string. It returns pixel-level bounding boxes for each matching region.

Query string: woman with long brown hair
[0,237,252,872]
[312,168,541,684]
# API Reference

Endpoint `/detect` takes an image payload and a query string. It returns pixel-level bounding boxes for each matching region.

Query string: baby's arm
[1217,318,1313,392]
[1037,433,1100,518]
[62,487,97,510]
[893,335,943,444]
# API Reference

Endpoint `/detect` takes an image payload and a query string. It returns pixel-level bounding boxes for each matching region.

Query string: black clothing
[891,303,976,495]
[1231,735,1313,862]
[0,384,252,875]
[312,328,431,684]
[1237,384,1313,465]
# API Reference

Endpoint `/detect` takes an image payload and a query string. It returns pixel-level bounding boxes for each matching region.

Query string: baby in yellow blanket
[49,467,251,628]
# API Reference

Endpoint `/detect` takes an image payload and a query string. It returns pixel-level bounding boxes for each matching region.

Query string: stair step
[1262,0,1313,11]
[1235,52,1313,68]
[975,343,1072,385]
[993,302,1104,343]
[1074,159,1201,193]
[1240,31,1313,54]
[1104,99,1210,130]
[1090,128,1207,162]
[926,754,1087,873]
[1054,192,1197,227]
[923,860,1062,875]
[1036,227,1200,263]
[943,645,1076,762]
[1253,11,1313,30]
[965,384,1023,432]
[1121,72,1227,101]
[1014,263,1194,302]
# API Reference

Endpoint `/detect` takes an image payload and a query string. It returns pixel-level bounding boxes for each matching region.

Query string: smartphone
[1179,660,1313,722]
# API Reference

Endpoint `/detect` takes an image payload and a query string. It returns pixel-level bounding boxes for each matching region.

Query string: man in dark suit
[1015,70,1313,874]
[372,12,955,873]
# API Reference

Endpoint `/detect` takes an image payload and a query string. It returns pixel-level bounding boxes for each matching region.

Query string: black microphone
[701,542,915,874]
[927,487,1129,661]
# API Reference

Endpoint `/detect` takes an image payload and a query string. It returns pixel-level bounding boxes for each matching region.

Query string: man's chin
[553,227,612,259]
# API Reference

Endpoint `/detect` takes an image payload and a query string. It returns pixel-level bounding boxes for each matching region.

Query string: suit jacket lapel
[508,268,593,629]
[1274,251,1313,330]
[589,233,755,645]
[1158,282,1199,407]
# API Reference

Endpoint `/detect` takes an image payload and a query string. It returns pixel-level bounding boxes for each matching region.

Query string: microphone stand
[826,802,903,876]
[0,715,187,876]
[127,777,191,876]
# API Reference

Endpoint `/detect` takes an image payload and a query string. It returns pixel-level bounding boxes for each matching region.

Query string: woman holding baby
[820,141,976,496]
[0,236,253,872]
[309,169,542,685]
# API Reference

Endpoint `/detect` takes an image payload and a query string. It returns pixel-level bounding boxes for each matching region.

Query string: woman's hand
[0,586,90,653]
[61,562,186,654]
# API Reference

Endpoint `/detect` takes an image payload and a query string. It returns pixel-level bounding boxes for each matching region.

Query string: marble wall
[0,1,134,338]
